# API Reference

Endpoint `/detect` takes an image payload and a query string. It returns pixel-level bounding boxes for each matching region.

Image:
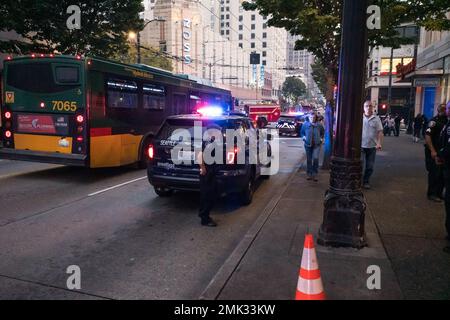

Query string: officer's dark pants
[425,147,444,198]
[395,124,400,136]
[444,169,450,237]
[199,168,217,223]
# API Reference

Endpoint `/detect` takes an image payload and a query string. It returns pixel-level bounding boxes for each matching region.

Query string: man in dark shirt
[197,128,220,227]
[436,101,450,253]
[425,104,447,202]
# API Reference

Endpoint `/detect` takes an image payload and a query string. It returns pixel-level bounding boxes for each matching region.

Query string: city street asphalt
[0,137,304,299]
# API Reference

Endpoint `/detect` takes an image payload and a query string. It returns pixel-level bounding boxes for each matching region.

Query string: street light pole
[137,32,141,64]
[318,0,369,248]
[407,26,420,134]
[387,47,394,113]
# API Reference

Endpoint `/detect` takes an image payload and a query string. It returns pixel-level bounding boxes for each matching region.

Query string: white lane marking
[88,176,147,197]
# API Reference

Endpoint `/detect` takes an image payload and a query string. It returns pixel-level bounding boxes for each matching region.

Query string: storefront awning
[395,69,443,84]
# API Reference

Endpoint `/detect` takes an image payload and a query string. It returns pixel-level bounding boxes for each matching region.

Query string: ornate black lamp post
[318,0,369,248]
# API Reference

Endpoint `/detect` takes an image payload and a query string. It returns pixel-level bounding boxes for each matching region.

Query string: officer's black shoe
[428,195,443,203]
[201,219,218,227]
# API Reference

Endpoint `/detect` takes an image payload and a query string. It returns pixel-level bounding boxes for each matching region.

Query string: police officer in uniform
[197,127,219,227]
[425,104,447,202]
[437,101,450,253]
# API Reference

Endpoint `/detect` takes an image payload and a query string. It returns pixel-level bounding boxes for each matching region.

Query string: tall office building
[286,34,320,98]
[139,0,287,100]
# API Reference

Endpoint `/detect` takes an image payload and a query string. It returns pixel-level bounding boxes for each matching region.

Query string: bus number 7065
[52,100,77,112]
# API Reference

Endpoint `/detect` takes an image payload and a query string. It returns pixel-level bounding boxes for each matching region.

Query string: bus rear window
[6,63,80,93]
[55,67,79,83]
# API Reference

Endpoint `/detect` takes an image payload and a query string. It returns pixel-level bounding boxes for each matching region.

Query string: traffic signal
[250,52,260,65]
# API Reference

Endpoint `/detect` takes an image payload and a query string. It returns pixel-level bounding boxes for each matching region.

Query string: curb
[199,166,301,300]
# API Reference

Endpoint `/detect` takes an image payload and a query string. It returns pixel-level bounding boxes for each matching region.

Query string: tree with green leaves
[112,44,173,71]
[0,0,144,59]
[311,57,328,97]
[243,0,450,100]
[282,76,307,104]
[244,0,449,169]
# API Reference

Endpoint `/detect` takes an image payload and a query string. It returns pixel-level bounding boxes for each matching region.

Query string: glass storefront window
[380,57,413,75]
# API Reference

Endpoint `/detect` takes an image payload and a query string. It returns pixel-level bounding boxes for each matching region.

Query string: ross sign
[182,18,192,65]
[414,78,441,87]
[5,91,14,104]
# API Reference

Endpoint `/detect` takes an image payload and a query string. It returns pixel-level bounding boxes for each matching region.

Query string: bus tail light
[148,145,154,159]
[5,130,12,139]
[40,102,45,108]
[76,136,84,142]
[5,111,11,119]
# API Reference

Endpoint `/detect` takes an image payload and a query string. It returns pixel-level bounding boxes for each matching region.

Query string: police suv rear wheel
[240,174,255,206]
[138,138,152,169]
[154,186,173,197]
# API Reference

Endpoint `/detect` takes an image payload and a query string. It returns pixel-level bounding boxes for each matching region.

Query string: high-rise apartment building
[286,34,315,96]
[139,0,287,100]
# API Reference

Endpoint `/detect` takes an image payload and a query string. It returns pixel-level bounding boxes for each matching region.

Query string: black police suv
[276,114,304,137]
[147,113,271,205]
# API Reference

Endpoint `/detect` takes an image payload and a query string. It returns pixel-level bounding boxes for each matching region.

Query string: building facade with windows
[394,21,450,120]
[366,45,415,117]
[139,0,287,101]
[286,34,321,99]
[412,26,450,119]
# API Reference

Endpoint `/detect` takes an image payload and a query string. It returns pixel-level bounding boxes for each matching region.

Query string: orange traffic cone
[295,234,326,300]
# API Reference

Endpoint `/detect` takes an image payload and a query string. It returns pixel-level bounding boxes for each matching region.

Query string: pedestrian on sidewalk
[394,114,402,137]
[300,112,324,182]
[387,116,396,136]
[425,104,447,202]
[413,114,424,142]
[436,101,450,253]
[361,101,384,189]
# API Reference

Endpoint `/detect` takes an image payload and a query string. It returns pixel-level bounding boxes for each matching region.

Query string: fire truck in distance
[241,102,281,127]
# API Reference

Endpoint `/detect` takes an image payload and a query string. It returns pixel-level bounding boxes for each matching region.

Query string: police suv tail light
[227,147,239,164]
[148,145,154,159]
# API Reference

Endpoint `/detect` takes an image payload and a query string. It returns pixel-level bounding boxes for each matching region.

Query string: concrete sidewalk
[201,134,450,300]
